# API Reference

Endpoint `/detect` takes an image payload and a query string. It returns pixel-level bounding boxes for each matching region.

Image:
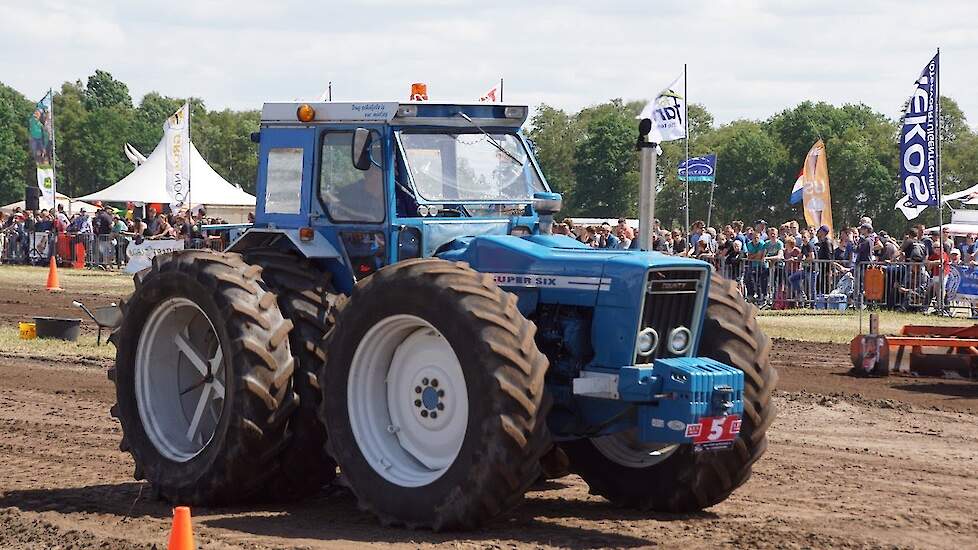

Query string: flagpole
[500,78,504,102]
[187,102,192,215]
[683,63,690,251]
[936,47,945,314]
[49,88,57,211]
[707,155,717,228]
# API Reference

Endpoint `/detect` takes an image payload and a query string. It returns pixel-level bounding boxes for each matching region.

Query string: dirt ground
[0,273,976,549]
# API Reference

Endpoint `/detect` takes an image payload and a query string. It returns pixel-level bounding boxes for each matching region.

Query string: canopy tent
[1,192,100,215]
[77,142,256,207]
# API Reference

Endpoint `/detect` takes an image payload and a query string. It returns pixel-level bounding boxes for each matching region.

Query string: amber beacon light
[296,104,316,122]
[410,83,428,101]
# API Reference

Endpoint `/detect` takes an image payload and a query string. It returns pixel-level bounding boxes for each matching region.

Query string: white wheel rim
[592,430,679,468]
[135,297,226,463]
[348,314,468,487]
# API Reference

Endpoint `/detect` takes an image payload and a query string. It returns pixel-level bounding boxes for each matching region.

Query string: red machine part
[849,324,978,378]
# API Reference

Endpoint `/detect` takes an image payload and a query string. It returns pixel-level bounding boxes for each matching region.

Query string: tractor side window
[320,131,385,223]
[265,148,303,214]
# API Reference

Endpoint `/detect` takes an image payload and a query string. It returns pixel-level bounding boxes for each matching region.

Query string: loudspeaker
[134,205,146,220]
[25,187,40,211]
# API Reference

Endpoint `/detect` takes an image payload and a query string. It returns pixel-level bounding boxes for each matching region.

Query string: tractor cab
[242,98,555,293]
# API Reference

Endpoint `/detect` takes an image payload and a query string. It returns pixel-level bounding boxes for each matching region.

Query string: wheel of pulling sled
[562,272,777,512]
[110,250,298,504]
[320,259,550,530]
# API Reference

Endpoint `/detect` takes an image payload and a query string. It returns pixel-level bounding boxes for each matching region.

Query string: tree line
[1,69,976,235]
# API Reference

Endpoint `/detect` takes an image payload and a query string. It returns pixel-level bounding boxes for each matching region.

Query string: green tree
[193,109,260,192]
[526,104,579,211]
[83,70,132,111]
[0,83,34,204]
[572,100,638,217]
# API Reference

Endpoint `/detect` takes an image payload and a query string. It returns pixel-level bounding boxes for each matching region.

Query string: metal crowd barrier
[0,231,229,268]
[707,255,967,313]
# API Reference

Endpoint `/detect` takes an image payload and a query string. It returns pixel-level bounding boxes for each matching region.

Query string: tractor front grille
[636,269,707,363]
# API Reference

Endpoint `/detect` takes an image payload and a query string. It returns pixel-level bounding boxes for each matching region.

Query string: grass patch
[756,309,975,344]
[0,327,116,362]
[0,264,132,295]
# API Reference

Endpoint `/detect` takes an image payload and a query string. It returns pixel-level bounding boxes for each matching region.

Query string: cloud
[1,0,976,128]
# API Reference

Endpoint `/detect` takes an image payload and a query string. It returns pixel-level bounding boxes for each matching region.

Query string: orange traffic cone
[45,255,63,292]
[72,242,85,269]
[167,506,195,550]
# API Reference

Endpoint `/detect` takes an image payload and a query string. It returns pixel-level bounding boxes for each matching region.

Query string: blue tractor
[110,96,776,530]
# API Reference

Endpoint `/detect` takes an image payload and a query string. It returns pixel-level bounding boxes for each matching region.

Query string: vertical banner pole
[500,78,504,102]
[49,88,57,210]
[187,103,192,214]
[683,64,690,249]
[936,47,944,314]
[707,183,715,228]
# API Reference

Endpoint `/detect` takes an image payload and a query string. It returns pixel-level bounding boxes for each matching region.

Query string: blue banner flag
[678,154,717,183]
[899,53,939,207]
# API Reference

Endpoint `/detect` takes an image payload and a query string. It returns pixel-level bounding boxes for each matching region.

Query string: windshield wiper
[455,112,524,167]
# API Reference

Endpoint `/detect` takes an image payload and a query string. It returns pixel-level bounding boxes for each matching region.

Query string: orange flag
[800,139,833,233]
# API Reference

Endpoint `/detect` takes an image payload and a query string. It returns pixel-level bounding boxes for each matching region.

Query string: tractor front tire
[562,272,777,512]
[320,259,550,530]
[110,250,299,504]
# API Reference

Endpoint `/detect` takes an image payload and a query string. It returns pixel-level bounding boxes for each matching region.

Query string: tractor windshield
[399,131,546,203]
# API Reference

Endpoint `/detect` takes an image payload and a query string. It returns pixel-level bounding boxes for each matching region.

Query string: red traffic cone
[46,255,63,292]
[167,506,195,550]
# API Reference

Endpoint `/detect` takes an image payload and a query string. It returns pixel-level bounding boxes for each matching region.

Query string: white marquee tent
[78,142,256,207]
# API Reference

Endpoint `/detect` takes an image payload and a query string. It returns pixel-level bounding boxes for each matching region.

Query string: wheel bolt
[422,378,429,385]
[431,379,438,387]
[414,399,421,407]
[430,412,437,419]
[437,403,444,411]
[415,386,422,394]
[421,410,429,418]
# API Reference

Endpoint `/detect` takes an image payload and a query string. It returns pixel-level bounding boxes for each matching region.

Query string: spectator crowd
[1,203,232,267]
[553,216,970,314]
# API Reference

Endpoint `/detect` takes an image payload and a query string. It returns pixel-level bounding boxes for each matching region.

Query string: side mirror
[352,128,372,171]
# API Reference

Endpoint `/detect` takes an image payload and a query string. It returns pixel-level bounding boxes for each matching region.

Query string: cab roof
[260,101,529,128]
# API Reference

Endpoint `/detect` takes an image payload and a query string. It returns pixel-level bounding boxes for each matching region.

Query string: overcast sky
[2,0,977,127]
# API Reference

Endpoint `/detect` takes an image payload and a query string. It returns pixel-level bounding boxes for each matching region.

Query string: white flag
[164,103,191,210]
[638,71,686,143]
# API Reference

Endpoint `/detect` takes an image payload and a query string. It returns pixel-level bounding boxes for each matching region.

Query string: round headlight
[667,327,691,355]
[427,204,440,217]
[636,327,659,357]
[417,205,430,217]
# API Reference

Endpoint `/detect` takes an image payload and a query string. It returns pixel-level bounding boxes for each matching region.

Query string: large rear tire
[562,272,777,512]
[110,250,299,504]
[241,248,338,500]
[320,259,550,530]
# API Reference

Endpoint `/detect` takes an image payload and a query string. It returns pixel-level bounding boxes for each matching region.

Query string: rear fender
[226,228,355,294]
